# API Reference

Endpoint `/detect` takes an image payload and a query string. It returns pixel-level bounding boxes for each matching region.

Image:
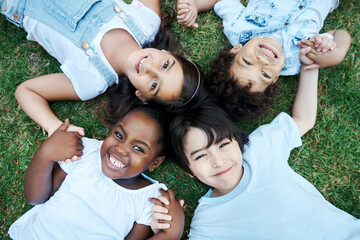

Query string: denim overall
[215,0,338,75]
[1,0,150,86]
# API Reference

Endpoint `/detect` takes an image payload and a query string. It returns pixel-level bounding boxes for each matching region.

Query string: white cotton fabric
[9,137,166,240]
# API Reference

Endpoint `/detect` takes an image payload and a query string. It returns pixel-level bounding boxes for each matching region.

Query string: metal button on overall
[13,13,19,20]
[82,42,90,50]
[1,3,7,12]
[299,5,303,9]
[114,6,121,13]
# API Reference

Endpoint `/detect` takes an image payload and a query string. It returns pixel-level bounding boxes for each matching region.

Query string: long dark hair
[109,8,205,111]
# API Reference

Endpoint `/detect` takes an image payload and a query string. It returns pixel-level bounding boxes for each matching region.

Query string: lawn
[0,0,359,239]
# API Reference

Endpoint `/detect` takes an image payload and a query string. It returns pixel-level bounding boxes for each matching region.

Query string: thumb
[57,119,70,132]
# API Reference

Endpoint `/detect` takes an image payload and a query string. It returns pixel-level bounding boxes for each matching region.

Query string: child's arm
[147,189,185,240]
[177,0,220,28]
[15,73,85,136]
[291,47,319,137]
[24,119,84,205]
[298,30,351,70]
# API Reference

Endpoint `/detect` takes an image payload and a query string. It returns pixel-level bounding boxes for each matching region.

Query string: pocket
[294,19,319,42]
[43,0,100,32]
[245,0,276,27]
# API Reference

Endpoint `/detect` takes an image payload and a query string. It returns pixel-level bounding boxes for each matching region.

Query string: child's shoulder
[247,112,301,150]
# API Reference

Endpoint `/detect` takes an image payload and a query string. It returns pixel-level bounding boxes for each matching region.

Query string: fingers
[179,199,185,208]
[153,212,172,221]
[303,63,320,70]
[152,204,169,214]
[57,119,70,132]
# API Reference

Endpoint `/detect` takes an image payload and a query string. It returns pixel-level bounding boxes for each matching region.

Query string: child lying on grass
[176,0,351,121]
[8,100,183,240]
[149,44,360,239]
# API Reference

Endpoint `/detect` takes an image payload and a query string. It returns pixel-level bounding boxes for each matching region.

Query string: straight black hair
[170,102,249,175]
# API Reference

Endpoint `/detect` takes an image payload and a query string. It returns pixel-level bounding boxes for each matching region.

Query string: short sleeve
[135,183,167,226]
[214,0,245,27]
[245,113,302,163]
[61,59,108,101]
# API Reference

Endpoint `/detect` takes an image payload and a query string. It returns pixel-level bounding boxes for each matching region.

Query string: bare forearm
[24,145,55,204]
[329,29,351,62]
[196,0,219,11]
[147,231,182,240]
[292,67,318,136]
[15,73,80,135]
[15,85,63,134]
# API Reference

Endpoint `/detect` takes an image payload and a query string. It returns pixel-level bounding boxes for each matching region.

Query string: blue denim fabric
[1,0,152,86]
[215,0,339,75]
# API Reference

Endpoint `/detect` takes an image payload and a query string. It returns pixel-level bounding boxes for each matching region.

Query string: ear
[272,74,280,84]
[186,172,194,178]
[230,44,243,54]
[135,90,148,104]
[148,156,166,172]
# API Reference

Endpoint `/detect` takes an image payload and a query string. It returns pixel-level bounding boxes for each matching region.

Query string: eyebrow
[190,148,205,157]
[115,124,150,151]
[154,60,175,97]
[134,140,151,151]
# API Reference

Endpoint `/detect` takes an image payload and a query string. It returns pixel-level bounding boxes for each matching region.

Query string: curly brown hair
[204,49,280,122]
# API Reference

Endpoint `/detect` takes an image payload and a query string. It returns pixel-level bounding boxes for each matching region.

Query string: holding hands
[149,189,185,239]
[177,0,199,28]
[298,30,351,70]
[42,119,84,163]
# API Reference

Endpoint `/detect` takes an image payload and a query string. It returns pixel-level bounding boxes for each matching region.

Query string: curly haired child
[176,0,351,121]
[8,99,184,239]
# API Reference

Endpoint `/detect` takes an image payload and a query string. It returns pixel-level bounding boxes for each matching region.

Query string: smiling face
[183,127,244,197]
[230,38,285,92]
[125,48,184,101]
[100,110,164,181]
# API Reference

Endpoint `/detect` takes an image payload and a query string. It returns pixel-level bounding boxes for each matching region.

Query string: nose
[257,55,270,65]
[210,151,226,168]
[144,55,160,76]
[115,145,128,157]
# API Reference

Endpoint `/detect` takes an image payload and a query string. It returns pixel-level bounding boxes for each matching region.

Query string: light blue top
[214,0,339,75]
[9,138,166,240]
[188,113,360,240]
[0,0,160,99]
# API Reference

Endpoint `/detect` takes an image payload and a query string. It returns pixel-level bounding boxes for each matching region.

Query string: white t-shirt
[8,137,166,240]
[188,113,360,240]
[22,0,160,101]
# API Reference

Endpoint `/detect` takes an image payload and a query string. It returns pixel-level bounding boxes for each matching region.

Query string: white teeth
[109,155,126,168]
[137,58,146,73]
[261,47,275,58]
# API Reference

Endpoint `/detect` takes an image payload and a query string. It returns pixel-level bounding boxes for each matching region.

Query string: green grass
[0,0,359,239]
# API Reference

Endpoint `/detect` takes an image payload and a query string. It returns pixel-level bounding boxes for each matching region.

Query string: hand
[149,189,185,238]
[177,0,199,28]
[298,40,343,70]
[310,33,336,53]
[42,119,84,162]
[48,121,85,137]
[299,45,319,71]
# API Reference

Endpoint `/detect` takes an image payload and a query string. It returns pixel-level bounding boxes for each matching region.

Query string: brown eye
[151,79,158,90]
[162,61,169,69]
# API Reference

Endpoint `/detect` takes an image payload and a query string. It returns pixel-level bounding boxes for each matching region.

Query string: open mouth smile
[136,56,148,73]
[259,44,278,58]
[108,153,127,169]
